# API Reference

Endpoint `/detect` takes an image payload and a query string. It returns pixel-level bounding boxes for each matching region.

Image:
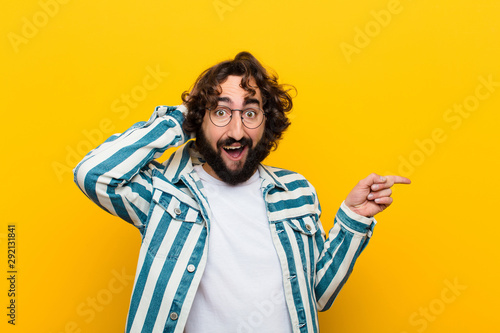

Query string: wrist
[342,201,373,219]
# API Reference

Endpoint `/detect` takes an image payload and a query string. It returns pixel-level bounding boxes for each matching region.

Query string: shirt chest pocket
[285,215,320,236]
[143,186,204,260]
[281,215,321,279]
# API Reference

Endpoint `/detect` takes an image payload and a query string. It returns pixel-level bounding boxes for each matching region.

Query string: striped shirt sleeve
[73,105,189,229]
[315,201,376,311]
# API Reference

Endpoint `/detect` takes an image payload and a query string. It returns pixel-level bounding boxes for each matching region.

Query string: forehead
[218,75,262,105]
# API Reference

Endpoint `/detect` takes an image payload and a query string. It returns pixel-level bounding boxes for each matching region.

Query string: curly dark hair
[181,51,295,153]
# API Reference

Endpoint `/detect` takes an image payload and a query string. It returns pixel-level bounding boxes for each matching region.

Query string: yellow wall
[2,0,499,332]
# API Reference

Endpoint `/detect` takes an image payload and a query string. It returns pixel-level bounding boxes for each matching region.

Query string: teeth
[223,146,243,150]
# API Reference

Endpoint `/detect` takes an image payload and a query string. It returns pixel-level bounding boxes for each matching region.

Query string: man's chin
[213,154,258,185]
[220,160,246,175]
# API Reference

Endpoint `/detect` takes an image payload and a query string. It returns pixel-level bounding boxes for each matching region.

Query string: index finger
[387,175,411,184]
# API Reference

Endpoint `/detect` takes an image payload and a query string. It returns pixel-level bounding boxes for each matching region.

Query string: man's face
[196,75,267,185]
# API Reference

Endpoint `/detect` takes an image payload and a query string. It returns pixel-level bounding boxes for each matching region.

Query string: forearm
[315,201,376,311]
[73,105,189,224]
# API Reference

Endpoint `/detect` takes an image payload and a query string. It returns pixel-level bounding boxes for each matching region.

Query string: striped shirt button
[174,208,182,215]
[170,312,178,321]
[305,224,312,231]
[187,264,196,273]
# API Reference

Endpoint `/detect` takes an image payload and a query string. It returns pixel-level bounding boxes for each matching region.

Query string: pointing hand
[344,173,411,217]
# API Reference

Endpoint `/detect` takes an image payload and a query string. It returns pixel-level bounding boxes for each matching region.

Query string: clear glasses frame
[207,105,266,129]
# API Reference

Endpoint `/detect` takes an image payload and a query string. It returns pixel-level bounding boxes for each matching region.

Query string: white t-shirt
[185,165,292,333]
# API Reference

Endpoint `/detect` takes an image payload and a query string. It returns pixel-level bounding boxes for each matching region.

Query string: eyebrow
[217,96,261,107]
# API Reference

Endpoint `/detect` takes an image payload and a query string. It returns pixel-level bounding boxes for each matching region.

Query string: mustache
[217,137,253,149]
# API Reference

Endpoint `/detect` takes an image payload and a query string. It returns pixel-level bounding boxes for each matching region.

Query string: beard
[195,129,270,185]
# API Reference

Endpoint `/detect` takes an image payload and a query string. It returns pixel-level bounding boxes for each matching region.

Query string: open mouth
[222,145,246,159]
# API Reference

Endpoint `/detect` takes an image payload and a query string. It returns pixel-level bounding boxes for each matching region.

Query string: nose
[226,111,245,141]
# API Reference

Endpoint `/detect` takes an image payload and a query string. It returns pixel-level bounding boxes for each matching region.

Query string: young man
[74,52,410,333]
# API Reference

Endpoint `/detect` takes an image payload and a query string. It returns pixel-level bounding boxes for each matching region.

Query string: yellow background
[2,0,499,332]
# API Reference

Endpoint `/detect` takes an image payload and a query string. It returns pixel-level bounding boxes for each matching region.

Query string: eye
[243,109,257,119]
[214,108,229,117]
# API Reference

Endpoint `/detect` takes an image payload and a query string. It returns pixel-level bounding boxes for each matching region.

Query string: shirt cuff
[337,201,377,237]
[176,104,188,116]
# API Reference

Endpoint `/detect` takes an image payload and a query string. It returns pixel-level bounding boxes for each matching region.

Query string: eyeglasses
[207,105,266,129]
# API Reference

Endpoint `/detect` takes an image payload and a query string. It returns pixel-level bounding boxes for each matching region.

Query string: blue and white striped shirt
[74,105,376,333]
